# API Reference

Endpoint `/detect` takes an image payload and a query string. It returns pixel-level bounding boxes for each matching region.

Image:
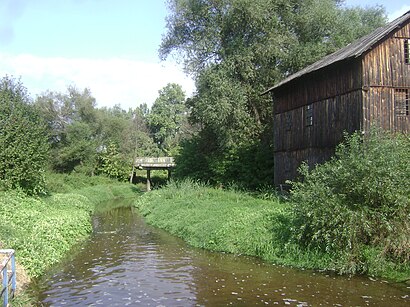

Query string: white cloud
[388,5,410,21]
[0,53,195,109]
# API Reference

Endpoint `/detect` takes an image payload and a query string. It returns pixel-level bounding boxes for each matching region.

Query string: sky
[0,0,409,110]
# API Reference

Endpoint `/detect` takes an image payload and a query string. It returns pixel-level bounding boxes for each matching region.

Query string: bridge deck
[134,157,175,170]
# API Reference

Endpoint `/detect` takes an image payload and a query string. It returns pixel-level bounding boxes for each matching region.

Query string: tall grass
[135,180,294,261]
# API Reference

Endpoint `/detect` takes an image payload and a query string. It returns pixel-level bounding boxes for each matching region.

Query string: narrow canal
[31,204,409,306]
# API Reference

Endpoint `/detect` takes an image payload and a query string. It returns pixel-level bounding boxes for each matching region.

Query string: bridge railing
[0,249,16,307]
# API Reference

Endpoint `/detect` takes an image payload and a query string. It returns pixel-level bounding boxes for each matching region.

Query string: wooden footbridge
[134,157,175,191]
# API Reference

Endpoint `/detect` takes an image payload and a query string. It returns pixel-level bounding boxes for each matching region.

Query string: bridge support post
[146,169,151,191]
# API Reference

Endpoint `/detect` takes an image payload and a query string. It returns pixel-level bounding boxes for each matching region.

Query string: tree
[35,86,99,174]
[160,0,386,187]
[148,83,189,155]
[0,76,49,194]
[98,142,130,181]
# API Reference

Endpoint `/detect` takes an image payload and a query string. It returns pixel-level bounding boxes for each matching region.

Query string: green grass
[45,171,145,193]
[134,179,410,282]
[134,180,292,260]
[0,191,93,278]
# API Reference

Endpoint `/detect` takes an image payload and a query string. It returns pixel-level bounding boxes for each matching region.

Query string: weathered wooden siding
[274,91,362,152]
[362,27,410,87]
[362,24,410,133]
[393,22,410,39]
[274,148,335,186]
[273,91,362,185]
[362,87,410,133]
[274,59,362,115]
[272,58,363,185]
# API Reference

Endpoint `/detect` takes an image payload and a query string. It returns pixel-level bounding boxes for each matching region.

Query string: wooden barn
[263,11,410,186]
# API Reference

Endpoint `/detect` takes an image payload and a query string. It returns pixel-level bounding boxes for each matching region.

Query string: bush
[0,76,49,195]
[174,133,275,190]
[289,129,410,273]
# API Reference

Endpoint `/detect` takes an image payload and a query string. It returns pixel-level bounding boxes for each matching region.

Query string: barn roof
[263,10,410,94]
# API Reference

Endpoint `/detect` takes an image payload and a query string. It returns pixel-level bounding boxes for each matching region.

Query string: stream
[31,204,409,306]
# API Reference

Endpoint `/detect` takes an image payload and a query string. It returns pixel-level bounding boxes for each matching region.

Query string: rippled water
[31,205,409,306]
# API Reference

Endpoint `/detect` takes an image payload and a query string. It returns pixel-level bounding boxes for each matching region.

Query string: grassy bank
[135,180,291,257]
[134,180,410,282]
[0,174,140,305]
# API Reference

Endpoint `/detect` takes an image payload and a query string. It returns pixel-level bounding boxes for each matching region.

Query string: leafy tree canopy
[148,83,190,155]
[161,0,386,78]
[35,86,99,173]
[160,0,386,187]
[0,76,49,194]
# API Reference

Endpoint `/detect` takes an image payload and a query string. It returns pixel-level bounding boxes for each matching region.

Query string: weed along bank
[263,10,410,185]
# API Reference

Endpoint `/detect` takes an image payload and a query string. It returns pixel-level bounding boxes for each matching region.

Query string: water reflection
[32,205,409,306]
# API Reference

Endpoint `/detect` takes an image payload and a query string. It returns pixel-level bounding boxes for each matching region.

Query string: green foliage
[160,0,386,188]
[135,176,409,281]
[188,64,261,150]
[35,86,99,173]
[0,76,49,195]
[173,134,215,181]
[54,121,97,173]
[98,143,130,181]
[35,87,161,178]
[148,83,190,155]
[289,129,410,275]
[174,129,275,189]
[0,191,93,278]
[45,172,123,193]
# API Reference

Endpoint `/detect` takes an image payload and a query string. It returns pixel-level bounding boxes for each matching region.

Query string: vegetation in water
[0,191,93,279]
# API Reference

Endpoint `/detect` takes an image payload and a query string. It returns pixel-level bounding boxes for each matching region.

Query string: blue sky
[0,0,409,110]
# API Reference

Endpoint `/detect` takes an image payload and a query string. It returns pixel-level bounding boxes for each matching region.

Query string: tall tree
[160,0,386,187]
[148,83,189,155]
[0,76,49,194]
[124,105,161,183]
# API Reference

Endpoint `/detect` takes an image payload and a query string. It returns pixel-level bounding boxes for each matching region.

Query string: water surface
[32,205,409,306]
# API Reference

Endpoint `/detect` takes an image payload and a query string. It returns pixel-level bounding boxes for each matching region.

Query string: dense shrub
[289,129,410,273]
[174,132,275,190]
[0,76,49,195]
